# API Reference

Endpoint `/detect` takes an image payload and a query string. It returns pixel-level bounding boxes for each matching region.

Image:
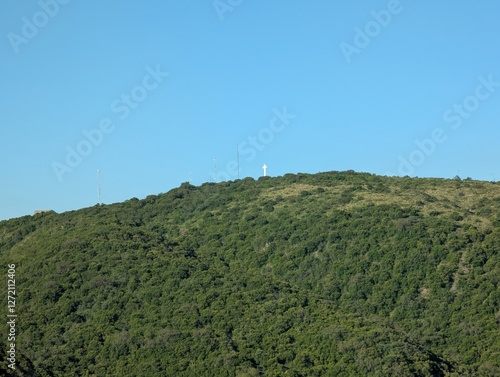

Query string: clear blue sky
[1,0,500,221]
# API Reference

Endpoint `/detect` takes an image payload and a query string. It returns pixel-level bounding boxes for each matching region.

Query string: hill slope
[1,171,500,376]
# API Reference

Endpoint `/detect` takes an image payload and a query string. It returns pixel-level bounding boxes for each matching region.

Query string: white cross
[262,164,267,177]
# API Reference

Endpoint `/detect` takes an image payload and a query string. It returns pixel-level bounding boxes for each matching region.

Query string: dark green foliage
[1,171,499,376]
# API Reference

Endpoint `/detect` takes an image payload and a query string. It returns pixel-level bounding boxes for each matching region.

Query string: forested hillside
[1,171,499,376]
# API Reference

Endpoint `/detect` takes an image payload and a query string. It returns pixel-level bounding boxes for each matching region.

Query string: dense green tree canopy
[1,171,499,376]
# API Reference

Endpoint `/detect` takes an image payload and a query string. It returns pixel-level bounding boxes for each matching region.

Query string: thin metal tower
[237,146,240,179]
[97,169,101,202]
[213,157,217,182]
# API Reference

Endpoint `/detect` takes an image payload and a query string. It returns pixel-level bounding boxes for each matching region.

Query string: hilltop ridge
[1,171,499,376]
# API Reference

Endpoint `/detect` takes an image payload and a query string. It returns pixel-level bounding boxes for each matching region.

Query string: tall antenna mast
[97,169,101,202]
[213,157,217,182]
[237,146,240,179]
